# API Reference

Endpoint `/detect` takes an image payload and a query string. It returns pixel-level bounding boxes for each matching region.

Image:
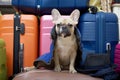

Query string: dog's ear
[51,9,61,23]
[70,9,80,24]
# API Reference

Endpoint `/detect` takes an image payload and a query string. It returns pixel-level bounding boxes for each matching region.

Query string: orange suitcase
[0,14,38,78]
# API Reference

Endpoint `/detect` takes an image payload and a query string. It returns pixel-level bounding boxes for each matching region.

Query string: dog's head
[51,9,80,38]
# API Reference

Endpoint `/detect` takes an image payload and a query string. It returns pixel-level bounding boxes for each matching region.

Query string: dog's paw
[54,66,61,72]
[69,68,77,74]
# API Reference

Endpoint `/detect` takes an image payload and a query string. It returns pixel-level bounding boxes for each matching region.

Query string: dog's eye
[68,24,73,28]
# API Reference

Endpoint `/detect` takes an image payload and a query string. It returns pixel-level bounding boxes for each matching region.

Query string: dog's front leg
[54,52,61,72]
[69,52,77,73]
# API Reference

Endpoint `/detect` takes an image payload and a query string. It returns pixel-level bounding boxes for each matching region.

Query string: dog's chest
[57,36,76,52]
[55,36,77,65]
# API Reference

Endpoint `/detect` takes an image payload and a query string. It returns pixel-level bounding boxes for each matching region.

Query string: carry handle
[106,43,111,54]
[88,6,98,14]
[16,23,25,35]
[20,23,25,35]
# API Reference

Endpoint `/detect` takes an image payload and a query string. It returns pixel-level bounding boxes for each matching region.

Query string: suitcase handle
[16,23,25,35]
[20,23,25,35]
[88,6,98,14]
[106,43,111,54]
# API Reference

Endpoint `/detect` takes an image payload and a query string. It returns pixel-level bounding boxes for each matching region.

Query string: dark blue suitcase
[78,12,119,64]
[12,0,89,15]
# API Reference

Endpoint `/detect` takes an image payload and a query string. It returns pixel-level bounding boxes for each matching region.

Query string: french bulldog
[51,9,80,73]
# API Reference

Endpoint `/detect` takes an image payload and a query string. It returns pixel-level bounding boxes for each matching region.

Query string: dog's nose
[62,27,67,30]
[61,27,69,33]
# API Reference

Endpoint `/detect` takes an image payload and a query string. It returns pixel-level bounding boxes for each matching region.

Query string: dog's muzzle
[58,27,71,38]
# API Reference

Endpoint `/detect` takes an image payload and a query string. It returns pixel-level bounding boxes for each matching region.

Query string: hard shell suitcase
[114,44,120,73]
[0,14,38,77]
[40,15,54,56]
[0,39,7,80]
[13,70,102,80]
[12,0,89,15]
[78,12,119,65]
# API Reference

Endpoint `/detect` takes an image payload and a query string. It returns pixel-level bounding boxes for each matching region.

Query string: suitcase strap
[13,13,25,75]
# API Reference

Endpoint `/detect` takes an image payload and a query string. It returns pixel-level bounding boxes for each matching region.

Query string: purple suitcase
[114,44,120,73]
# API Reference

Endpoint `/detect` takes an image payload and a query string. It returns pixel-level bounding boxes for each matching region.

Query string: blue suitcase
[78,12,119,64]
[12,0,89,15]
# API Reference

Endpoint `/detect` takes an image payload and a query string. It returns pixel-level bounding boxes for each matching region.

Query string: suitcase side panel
[40,15,54,56]
[78,13,98,64]
[20,15,38,67]
[12,0,89,15]
[103,13,119,62]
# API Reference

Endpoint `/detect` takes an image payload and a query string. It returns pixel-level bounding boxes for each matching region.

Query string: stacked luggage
[0,0,119,80]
